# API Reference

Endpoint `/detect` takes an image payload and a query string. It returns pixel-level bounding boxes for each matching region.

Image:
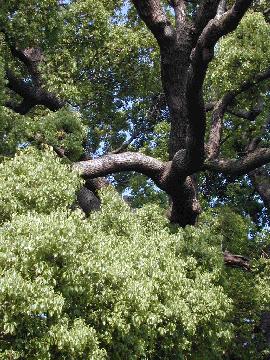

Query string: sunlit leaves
[0,147,82,223]
[0,178,233,358]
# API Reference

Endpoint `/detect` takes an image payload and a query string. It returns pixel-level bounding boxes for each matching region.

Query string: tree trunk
[159,35,200,226]
[160,35,191,159]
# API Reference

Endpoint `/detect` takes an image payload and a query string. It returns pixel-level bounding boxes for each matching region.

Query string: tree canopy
[0,0,270,359]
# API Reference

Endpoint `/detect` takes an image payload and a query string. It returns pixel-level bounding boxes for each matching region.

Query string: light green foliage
[207,12,270,97]
[0,159,234,358]
[0,147,82,223]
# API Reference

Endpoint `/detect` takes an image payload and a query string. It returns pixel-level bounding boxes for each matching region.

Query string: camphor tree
[1,0,269,227]
[0,0,270,359]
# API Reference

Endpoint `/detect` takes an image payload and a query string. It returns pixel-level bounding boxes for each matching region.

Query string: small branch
[245,113,270,153]
[206,67,269,159]
[263,8,270,24]
[245,113,270,217]
[6,70,63,113]
[206,97,264,159]
[216,0,227,19]
[223,251,250,271]
[232,67,270,99]
[205,147,270,176]
[109,131,139,155]
[170,0,187,28]
[249,167,270,216]
[110,93,167,154]
[227,103,264,121]
[205,101,216,112]
[207,93,233,159]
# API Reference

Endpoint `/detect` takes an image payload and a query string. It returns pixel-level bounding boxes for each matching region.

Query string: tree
[1,0,269,227]
[0,0,270,358]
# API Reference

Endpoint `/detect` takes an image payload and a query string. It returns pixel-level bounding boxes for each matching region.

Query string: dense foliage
[0,149,269,359]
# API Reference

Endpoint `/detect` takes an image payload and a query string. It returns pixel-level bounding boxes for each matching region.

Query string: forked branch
[1,27,63,114]
[190,0,253,90]
[132,0,175,44]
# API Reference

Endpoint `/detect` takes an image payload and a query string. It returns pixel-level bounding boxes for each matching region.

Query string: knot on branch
[172,149,187,174]
[23,47,43,63]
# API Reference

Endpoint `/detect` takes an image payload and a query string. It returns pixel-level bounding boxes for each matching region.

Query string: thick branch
[74,152,166,184]
[205,148,270,176]
[75,151,203,226]
[6,70,63,113]
[194,0,220,38]
[132,0,175,44]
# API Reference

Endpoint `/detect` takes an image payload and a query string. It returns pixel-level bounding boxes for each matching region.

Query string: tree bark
[249,167,270,216]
